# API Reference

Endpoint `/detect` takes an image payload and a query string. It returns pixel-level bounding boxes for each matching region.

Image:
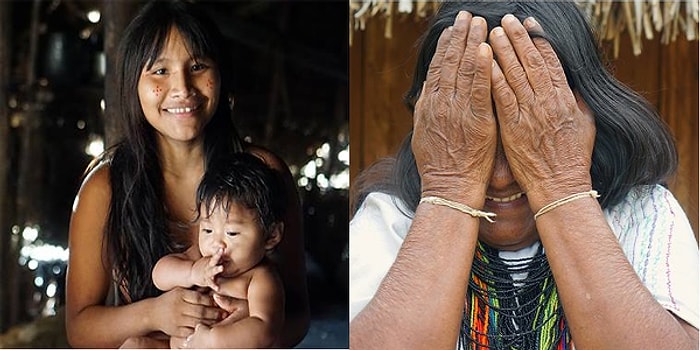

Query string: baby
[153,152,286,348]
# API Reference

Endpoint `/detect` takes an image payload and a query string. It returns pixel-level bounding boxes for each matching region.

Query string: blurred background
[0,1,348,348]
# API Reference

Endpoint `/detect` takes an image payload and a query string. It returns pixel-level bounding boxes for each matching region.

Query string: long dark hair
[95,0,244,303]
[353,1,678,216]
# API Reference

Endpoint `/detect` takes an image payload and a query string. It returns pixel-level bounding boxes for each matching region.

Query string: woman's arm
[248,145,310,346]
[536,196,698,349]
[66,165,222,347]
[352,11,496,349]
[490,14,698,349]
[66,164,159,347]
[351,203,481,349]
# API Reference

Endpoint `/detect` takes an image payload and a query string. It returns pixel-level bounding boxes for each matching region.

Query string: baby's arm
[184,265,284,348]
[153,247,224,292]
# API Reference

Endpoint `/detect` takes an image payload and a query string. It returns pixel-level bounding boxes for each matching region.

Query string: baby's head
[195,153,286,277]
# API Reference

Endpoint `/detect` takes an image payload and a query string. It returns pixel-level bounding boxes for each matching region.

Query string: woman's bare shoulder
[73,161,111,213]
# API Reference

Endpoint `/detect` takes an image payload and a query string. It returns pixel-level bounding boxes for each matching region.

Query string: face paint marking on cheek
[207,79,214,90]
[151,86,163,96]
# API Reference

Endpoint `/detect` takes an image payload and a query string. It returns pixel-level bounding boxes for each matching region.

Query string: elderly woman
[349,1,698,349]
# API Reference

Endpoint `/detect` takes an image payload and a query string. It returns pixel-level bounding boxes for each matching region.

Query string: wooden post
[16,0,42,229]
[102,1,138,147]
[12,0,43,328]
[0,0,12,334]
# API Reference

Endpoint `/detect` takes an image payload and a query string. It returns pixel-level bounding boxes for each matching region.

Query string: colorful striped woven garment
[460,242,572,350]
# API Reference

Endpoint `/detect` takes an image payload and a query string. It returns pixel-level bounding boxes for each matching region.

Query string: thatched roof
[349,0,699,57]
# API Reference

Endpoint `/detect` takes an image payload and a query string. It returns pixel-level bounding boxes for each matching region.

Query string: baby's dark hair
[195,153,286,237]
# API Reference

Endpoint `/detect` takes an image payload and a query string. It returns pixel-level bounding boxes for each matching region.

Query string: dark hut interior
[0,1,348,347]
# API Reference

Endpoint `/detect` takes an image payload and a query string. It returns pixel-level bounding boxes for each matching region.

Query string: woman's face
[137,26,220,145]
[477,97,593,250]
[478,143,538,250]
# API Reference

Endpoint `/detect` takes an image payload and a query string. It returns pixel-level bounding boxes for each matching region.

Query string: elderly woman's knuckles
[513,154,591,186]
[468,105,496,126]
[419,94,452,116]
[523,47,547,68]
[422,174,488,192]
[426,66,443,81]
[500,63,528,88]
[469,90,492,112]
[495,101,519,120]
[492,88,518,112]
[456,63,476,83]
[530,81,554,99]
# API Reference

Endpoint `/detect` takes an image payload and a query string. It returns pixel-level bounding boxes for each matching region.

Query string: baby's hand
[182,324,212,349]
[190,248,224,291]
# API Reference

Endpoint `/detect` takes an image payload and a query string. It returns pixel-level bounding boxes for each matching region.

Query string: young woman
[66,1,308,347]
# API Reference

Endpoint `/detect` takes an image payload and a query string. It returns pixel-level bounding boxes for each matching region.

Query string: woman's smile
[480,182,538,249]
[486,192,525,203]
[163,103,202,115]
[484,192,528,208]
[484,191,528,213]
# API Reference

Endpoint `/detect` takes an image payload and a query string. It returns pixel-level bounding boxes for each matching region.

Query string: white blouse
[349,184,699,329]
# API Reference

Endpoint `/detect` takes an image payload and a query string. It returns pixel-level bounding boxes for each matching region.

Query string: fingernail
[478,43,490,56]
[503,14,517,24]
[492,27,505,37]
[471,16,485,30]
[524,17,539,29]
[457,11,467,21]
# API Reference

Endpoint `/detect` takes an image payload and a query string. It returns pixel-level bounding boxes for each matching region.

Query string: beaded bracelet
[420,196,497,223]
[533,190,600,220]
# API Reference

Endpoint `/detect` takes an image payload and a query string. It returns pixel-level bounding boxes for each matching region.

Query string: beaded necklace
[458,242,571,350]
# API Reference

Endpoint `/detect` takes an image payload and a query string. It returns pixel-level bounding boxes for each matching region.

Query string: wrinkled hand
[152,287,223,339]
[191,248,224,291]
[489,15,596,211]
[412,11,497,206]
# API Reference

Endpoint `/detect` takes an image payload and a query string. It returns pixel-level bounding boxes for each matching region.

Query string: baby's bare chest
[217,271,255,300]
